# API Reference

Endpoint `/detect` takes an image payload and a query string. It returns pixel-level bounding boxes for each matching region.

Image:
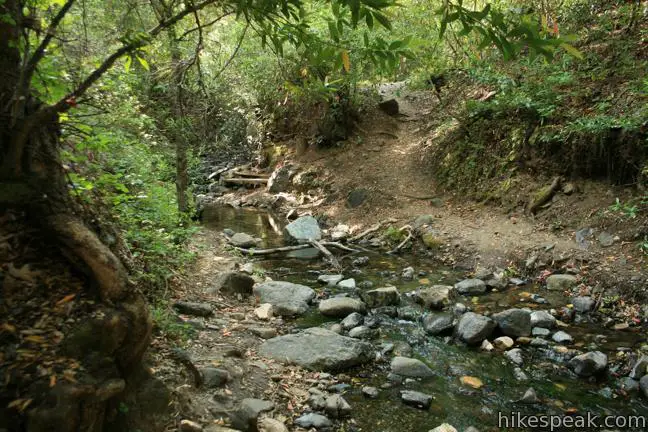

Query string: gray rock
[352,256,370,267]
[530,311,556,329]
[284,216,322,244]
[324,394,352,418]
[179,420,203,432]
[492,309,531,337]
[330,224,351,241]
[338,278,356,289]
[569,351,608,377]
[400,390,433,409]
[412,214,435,230]
[230,398,274,431]
[318,274,343,286]
[341,312,364,330]
[422,313,455,335]
[413,285,455,310]
[209,271,256,295]
[505,348,524,365]
[329,324,343,334]
[455,312,496,344]
[360,286,400,308]
[629,355,648,379]
[319,297,367,317]
[530,338,550,347]
[294,413,331,429]
[258,328,372,371]
[397,306,422,321]
[249,327,278,339]
[518,388,540,404]
[253,281,315,316]
[347,188,369,208]
[267,165,294,193]
[308,392,326,410]
[513,367,529,381]
[598,231,615,247]
[453,303,467,315]
[546,274,577,291]
[173,301,213,317]
[454,279,487,295]
[572,296,595,313]
[257,417,288,432]
[348,326,374,339]
[223,228,235,237]
[552,331,573,344]
[230,232,258,248]
[362,386,379,398]
[391,356,434,378]
[640,375,648,398]
[618,377,639,392]
[402,267,415,280]
[532,328,551,337]
[363,315,381,328]
[201,368,231,388]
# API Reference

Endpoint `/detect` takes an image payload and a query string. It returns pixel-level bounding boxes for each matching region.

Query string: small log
[222,177,268,185]
[527,176,561,214]
[348,218,398,243]
[310,240,341,270]
[231,170,271,178]
[231,244,310,255]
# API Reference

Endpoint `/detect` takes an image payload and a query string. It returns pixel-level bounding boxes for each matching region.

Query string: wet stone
[400,390,433,409]
[552,331,573,345]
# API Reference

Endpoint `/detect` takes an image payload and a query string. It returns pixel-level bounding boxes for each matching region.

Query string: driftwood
[310,240,341,270]
[222,177,268,186]
[348,218,398,243]
[388,225,413,254]
[527,176,562,214]
[230,170,270,178]
[231,242,359,256]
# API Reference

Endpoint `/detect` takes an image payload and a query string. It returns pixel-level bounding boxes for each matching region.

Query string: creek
[202,205,648,432]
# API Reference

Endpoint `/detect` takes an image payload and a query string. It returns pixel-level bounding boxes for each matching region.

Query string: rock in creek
[569,351,608,377]
[258,327,372,371]
[294,413,332,429]
[362,386,379,398]
[284,216,322,244]
[173,301,213,317]
[518,388,540,404]
[348,326,374,339]
[413,285,455,310]
[338,278,356,289]
[229,232,258,248]
[552,331,573,345]
[546,274,577,291]
[229,398,274,432]
[505,348,524,365]
[318,274,344,286]
[492,309,531,337]
[422,313,455,335]
[253,281,315,316]
[201,367,231,388]
[572,296,595,313]
[324,394,352,418]
[402,266,415,280]
[257,417,288,432]
[530,310,556,329]
[400,390,433,409]
[341,312,364,330]
[629,355,648,379]
[209,271,256,296]
[360,286,401,308]
[532,328,551,337]
[493,336,514,350]
[319,297,367,317]
[390,356,434,378]
[454,279,487,295]
[455,312,496,344]
[429,424,458,432]
[640,375,648,399]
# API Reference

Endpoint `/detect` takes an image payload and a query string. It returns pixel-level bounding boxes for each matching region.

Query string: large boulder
[492,309,532,337]
[455,312,496,344]
[360,286,400,308]
[284,216,322,244]
[209,271,256,295]
[258,328,372,371]
[319,297,367,317]
[546,274,577,291]
[413,285,454,310]
[569,351,608,377]
[454,279,487,295]
[390,356,434,377]
[253,281,315,316]
[422,313,455,335]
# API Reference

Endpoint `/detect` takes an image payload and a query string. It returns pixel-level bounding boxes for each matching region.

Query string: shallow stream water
[203,205,648,432]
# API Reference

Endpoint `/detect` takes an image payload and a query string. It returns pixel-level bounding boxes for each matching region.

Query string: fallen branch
[222,177,268,186]
[310,240,341,270]
[348,218,398,243]
[388,225,413,254]
[229,241,358,256]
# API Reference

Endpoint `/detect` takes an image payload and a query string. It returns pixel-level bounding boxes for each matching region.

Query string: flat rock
[400,390,433,409]
[294,413,332,429]
[319,297,367,317]
[422,313,455,335]
[530,311,556,329]
[254,304,273,320]
[531,328,551,337]
[348,325,373,339]
[230,398,274,431]
[318,274,343,286]
[505,348,524,365]
[454,279,487,295]
[253,281,315,316]
[391,356,434,378]
[324,394,352,418]
[338,278,356,289]
[284,216,321,244]
[341,312,364,330]
[209,271,256,295]
[360,286,400,308]
[569,351,608,377]
[249,327,278,339]
[230,232,258,248]
[455,312,496,344]
[258,327,372,371]
[552,330,573,344]
[201,367,231,388]
[257,417,288,432]
[413,285,455,310]
[492,309,531,337]
[173,301,213,317]
[546,274,577,291]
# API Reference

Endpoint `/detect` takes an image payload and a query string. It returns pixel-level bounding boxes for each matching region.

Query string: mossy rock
[422,232,444,249]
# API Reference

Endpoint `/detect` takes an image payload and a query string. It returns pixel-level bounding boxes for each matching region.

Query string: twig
[310,240,341,270]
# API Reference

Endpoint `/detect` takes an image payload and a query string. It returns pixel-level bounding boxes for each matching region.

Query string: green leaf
[373,11,391,30]
[124,55,132,73]
[363,31,370,47]
[136,56,150,71]
[389,40,403,50]
[365,10,373,28]
[560,42,583,60]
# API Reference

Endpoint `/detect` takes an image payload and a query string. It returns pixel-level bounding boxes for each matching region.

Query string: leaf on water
[460,376,483,389]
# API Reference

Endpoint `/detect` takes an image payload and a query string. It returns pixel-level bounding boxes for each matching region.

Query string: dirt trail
[297,84,645,281]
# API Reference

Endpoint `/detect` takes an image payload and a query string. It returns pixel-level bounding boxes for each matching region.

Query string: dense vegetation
[0,0,646,429]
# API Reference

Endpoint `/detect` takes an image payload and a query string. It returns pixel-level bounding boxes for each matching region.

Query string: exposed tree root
[527,176,562,214]
[388,225,413,254]
[348,218,397,242]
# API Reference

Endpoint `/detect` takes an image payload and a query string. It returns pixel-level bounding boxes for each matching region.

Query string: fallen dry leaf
[460,376,484,389]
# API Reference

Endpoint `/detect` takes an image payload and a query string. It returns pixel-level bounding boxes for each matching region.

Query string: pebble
[518,388,540,404]
[505,348,524,365]
[493,336,514,350]
[552,331,573,344]
[362,386,379,398]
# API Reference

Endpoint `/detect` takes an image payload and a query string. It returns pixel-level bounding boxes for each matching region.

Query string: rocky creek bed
[175,205,648,432]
